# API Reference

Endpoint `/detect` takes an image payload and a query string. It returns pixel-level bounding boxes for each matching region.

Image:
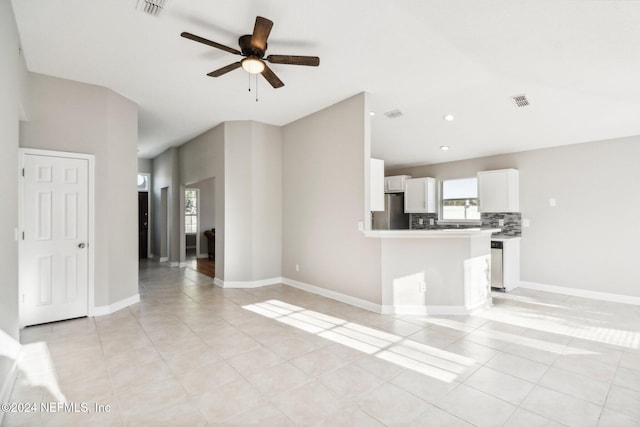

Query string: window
[185,189,198,234]
[137,173,150,192]
[441,177,480,221]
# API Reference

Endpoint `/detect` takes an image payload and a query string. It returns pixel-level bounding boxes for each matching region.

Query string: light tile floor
[3,260,640,426]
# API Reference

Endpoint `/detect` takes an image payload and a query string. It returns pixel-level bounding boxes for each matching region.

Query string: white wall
[282,93,382,304]
[0,0,28,341]
[151,147,178,262]
[389,137,640,299]
[20,73,139,307]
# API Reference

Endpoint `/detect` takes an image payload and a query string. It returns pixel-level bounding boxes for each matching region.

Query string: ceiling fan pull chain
[248,72,251,92]
[256,74,259,102]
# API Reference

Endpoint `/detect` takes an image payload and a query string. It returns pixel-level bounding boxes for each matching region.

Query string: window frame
[184,188,199,235]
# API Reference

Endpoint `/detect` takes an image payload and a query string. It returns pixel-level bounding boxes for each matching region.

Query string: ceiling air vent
[384,109,403,119]
[511,94,530,108]
[136,0,167,17]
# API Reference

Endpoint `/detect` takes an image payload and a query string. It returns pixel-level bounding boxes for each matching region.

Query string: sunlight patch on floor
[243,300,476,383]
[479,300,640,349]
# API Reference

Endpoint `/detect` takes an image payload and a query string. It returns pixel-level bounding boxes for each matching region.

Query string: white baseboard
[0,331,22,426]
[519,281,640,306]
[215,277,284,289]
[157,256,168,262]
[197,254,209,259]
[282,278,383,314]
[93,294,140,317]
[168,261,180,267]
[178,261,189,268]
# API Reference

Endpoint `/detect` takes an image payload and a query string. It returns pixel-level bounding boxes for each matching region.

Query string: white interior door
[21,153,89,326]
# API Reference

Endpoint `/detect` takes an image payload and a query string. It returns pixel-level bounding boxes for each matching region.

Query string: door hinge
[22,231,25,240]
[22,168,24,177]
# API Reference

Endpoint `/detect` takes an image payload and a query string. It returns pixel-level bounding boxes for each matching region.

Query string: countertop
[364,228,501,238]
[490,235,522,241]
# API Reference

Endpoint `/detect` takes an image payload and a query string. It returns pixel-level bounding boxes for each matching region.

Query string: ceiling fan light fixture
[242,57,265,74]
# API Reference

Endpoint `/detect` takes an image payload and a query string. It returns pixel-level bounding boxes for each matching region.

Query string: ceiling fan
[181,16,320,89]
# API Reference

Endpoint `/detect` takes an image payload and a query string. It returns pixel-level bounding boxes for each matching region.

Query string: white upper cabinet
[384,175,411,193]
[370,158,385,212]
[404,177,437,213]
[478,169,519,212]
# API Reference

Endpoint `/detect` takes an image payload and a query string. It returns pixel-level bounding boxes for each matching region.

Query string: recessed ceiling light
[440,145,450,151]
[443,114,454,121]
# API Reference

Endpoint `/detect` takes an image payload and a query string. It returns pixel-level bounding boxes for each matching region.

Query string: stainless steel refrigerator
[372,193,410,229]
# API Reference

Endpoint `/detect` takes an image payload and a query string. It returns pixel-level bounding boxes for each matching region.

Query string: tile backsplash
[410,213,439,229]
[410,212,522,237]
[481,212,522,237]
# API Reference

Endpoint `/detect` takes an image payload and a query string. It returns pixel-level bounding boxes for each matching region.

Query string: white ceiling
[11,0,640,168]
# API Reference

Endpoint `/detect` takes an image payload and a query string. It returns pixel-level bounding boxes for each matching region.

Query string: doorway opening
[183,178,215,278]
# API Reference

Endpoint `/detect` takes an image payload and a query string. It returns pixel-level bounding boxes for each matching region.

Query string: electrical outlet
[549,198,557,207]
[523,219,530,227]
[419,282,426,293]
[498,219,504,226]
[295,264,300,272]
[429,218,435,226]
[418,218,424,225]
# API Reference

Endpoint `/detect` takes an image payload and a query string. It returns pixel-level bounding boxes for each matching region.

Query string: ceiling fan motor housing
[239,35,266,58]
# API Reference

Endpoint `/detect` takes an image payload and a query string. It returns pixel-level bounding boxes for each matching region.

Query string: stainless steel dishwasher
[490,240,504,289]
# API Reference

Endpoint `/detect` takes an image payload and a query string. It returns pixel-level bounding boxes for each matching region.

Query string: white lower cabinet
[404,177,436,213]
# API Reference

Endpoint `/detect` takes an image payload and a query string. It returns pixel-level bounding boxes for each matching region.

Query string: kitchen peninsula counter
[364,228,501,315]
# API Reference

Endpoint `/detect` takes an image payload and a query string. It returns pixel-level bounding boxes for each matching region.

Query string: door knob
[78,242,86,249]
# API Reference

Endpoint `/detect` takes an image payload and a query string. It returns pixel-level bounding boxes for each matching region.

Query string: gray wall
[20,73,139,307]
[175,121,282,282]
[137,158,152,174]
[224,121,283,281]
[0,0,28,340]
[151,147,178,262]
[282,93,382,303]
[178,124,225,277]
[389,137,640,298]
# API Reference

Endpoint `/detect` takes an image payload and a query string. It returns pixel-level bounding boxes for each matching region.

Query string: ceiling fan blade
[266,55,320,66]
[261,64,284,88]
[207,62,242,77]
[251,16,273,51]
[181,32,241,55]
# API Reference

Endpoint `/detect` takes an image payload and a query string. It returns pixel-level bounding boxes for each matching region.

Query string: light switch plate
[549,198,557,207]
[523,219,530,227]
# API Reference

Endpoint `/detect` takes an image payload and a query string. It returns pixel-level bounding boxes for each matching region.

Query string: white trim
[216,277,284,289]
[158,256,169,262]
[519,281,640,306]
[18,148,96,326]
[0,331,22,426]
[197,253,209,259]
[93,294,140,317]
[282,278,384,314]
[178,261,190,268]
[168,261,180,267]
